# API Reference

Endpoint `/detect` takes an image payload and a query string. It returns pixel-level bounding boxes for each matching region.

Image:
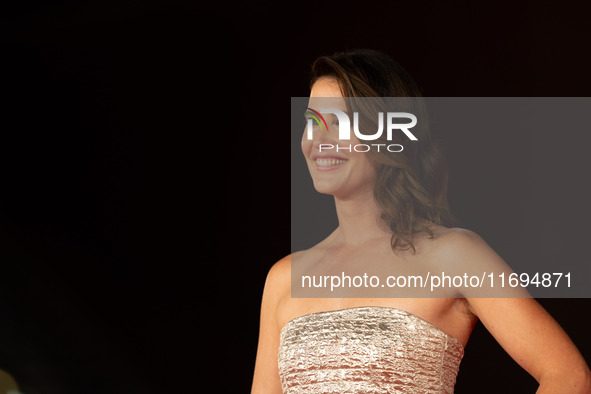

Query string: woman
[251,49,591,393]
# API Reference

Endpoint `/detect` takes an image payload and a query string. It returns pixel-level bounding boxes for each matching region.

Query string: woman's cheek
[301,132,312,156]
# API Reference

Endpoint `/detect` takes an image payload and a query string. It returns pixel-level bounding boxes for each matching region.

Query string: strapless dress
[278,306,464,393]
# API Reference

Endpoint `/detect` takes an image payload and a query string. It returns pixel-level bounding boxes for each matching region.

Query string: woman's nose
[312,139,335,152]
[312,125,346,153]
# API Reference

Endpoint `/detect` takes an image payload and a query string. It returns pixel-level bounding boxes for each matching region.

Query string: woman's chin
[312,181,340,196]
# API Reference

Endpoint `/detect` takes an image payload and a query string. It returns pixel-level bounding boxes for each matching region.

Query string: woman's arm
[468,297,591,393]
[449,229,591,393]
[251,256,290,394]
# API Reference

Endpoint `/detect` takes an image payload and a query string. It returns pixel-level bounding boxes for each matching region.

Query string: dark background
[0,0,590,393]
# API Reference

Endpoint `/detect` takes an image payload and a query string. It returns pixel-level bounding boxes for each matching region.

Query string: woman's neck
[333,190,391,247]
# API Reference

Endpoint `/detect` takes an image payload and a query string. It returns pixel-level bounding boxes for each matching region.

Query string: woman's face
[302,78,379,199]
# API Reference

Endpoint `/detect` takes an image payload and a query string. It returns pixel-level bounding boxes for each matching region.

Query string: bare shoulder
[431,227,489,254]
[426,226,527,298]
[426,227,500,264]
[267,254,292,278]
[264,244,327,296]
[417,226,513,281]
[263,254,292,298]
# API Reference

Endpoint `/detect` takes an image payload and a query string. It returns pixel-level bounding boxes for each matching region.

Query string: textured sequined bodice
[278,306,464,393]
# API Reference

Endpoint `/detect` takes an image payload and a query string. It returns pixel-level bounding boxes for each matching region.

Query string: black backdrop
[1,1,591,393]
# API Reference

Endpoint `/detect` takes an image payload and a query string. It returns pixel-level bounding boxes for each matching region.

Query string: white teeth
[316,158,347,166]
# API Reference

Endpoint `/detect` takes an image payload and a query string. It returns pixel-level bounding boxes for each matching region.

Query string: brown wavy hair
[310,49,455,253]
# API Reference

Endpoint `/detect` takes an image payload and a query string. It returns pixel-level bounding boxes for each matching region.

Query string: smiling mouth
[315,158,348,170]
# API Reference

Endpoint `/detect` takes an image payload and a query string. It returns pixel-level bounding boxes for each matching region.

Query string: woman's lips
[314,157,348,171]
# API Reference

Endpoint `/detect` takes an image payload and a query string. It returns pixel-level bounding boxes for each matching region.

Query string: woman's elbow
[540,366,591,394]
[577,367,591,394]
